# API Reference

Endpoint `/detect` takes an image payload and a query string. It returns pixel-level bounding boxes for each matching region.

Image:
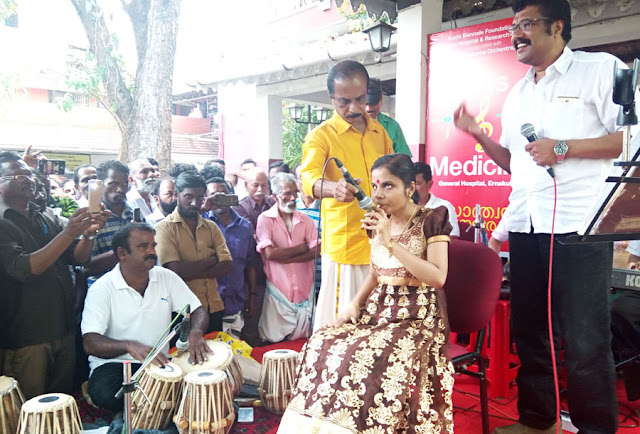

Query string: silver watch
[554,140,568,163]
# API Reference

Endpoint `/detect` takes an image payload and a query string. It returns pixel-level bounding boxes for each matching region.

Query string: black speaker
[613,58,639,127]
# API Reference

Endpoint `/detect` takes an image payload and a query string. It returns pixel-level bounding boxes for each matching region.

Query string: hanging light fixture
[312,106,331,122]
[363,21,396,53]
[287,103,305,121]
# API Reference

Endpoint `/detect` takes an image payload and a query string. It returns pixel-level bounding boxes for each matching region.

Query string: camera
[38,159,66,175]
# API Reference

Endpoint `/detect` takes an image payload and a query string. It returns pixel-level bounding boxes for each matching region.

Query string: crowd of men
[0,151,328,409]
[1,2,638,432]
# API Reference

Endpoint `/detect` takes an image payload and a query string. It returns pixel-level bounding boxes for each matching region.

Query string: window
[4,14,18,28]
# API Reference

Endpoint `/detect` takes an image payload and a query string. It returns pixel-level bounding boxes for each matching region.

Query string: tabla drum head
[263,349,298,360]
[0,376,16,394]
[172,340,233,374]
[146,362,184,380]
[184,369,227,386]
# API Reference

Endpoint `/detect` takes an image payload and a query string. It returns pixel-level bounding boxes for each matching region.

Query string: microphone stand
[117,325,181,432]
[473,203,489,247]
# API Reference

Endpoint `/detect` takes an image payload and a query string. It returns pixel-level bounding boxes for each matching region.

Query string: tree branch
[69,0,134,129]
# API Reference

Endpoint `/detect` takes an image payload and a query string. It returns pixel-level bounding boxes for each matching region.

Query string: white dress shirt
[499,47,625,234]
[126,187,158,218]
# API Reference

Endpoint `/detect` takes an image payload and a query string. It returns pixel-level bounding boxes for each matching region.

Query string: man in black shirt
[0,152,107,399]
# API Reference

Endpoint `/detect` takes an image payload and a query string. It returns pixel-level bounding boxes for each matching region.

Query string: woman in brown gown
[278,154,454,433]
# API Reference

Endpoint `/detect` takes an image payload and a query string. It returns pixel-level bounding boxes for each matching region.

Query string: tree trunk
[121,0,180,168]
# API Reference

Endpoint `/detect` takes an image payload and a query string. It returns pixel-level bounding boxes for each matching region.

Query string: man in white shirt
[126,158,160,218]
[413,162,460,238]
[81,222,210,411]
[454,1,622,433]
[73,164,97,208]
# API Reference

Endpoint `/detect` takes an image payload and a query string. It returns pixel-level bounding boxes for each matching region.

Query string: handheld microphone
[334,158,374,211]
[520,123,555,178]
[176,305,191,353]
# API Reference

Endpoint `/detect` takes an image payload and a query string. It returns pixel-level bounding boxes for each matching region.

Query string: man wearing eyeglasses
[300,60,393,331]
[454,1,624,433]
[0,151,108,399]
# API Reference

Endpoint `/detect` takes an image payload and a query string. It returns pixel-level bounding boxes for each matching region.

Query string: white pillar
[254,92,283,168]
[395,0,443,161]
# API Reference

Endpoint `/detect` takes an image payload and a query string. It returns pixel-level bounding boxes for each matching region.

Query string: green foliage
[282,107,307,168]
[0,73,21,105]
[337,0,392,33]
[63,32,132,115]
[282,106,333,168]
[0,0,18,20]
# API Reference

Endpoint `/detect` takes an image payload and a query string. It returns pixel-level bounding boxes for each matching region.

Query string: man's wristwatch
[554,140,568,163]
[83,233,97,240]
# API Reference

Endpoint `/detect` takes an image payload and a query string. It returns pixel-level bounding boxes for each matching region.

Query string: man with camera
[0,151,107,399]
[202,177,257,338]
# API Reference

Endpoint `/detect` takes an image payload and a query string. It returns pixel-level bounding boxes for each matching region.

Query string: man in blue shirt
[203,177,257,339]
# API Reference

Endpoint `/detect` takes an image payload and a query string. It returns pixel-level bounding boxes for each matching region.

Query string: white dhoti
[258,280,312,343]
[312,254,369,332]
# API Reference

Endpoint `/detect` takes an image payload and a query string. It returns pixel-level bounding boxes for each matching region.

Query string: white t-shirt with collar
[81,263,201,374]
[499,47,625,234]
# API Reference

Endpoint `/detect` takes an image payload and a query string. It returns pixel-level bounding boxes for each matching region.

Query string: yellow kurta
[301,112,393,265]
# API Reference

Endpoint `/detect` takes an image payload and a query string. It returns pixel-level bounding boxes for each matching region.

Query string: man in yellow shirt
[301,60,393,330]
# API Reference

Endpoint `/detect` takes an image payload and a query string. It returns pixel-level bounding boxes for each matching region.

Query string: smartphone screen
[88,179,103,214]
[38,159,66,175]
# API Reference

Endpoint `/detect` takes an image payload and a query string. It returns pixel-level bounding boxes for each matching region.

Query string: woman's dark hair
[175,171,206,193]
[111,222,155,256]
[512,0,571,43]
[371,153,415,189]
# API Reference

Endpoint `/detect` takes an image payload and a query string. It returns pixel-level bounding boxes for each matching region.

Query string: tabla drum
[173,370,235,434]
[172,340,243,397]
[258,349,298,414]
[17,393,82,434]
[131,362,184,430]
[1,376,25,434]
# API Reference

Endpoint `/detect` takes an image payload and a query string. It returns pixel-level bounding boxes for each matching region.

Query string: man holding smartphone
[202,177,257,338]
[0,151,107,399]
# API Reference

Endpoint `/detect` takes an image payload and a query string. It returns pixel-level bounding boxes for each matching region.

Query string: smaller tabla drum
[172,340,243,397]
[131,362,184,430]
[17,393,82,434]
[258,349,298,414]
[173,370,235,434]
[1,376,25,434]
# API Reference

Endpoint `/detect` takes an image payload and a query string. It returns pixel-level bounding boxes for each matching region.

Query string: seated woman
[278,153,454,433]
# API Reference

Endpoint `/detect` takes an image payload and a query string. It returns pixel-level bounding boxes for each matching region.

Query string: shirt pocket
[543,98,585,140]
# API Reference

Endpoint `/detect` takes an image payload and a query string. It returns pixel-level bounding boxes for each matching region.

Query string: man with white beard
[126,159,160,218]
[255,173,319,343]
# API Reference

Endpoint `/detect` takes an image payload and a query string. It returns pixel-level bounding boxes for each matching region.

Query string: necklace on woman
[390,203,419,237]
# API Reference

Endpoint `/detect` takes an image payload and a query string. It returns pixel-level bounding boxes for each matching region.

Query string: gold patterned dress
[278,206,454,434]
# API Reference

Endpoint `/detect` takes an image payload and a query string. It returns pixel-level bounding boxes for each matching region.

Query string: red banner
[426,18,529,233]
